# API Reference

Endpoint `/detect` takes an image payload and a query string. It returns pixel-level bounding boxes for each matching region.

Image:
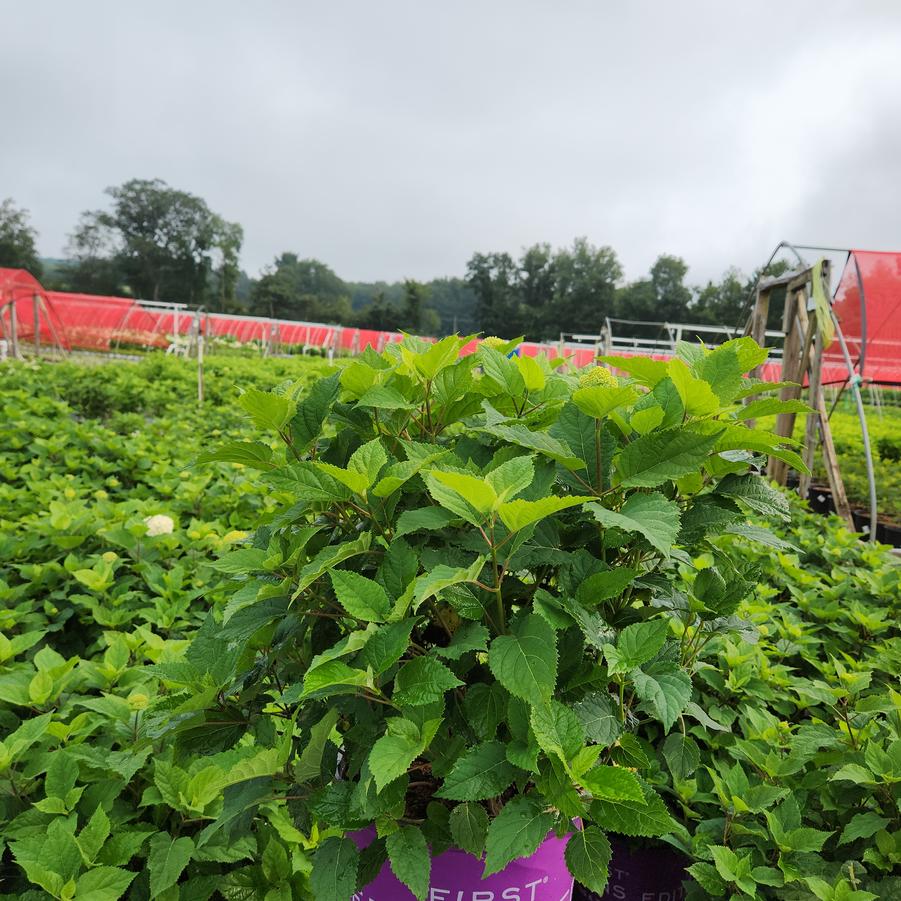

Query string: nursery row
[0,346,899,900]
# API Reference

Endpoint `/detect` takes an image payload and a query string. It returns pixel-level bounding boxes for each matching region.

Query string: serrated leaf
[716,472,790,520]
[483,796,555,876]
[616,428,720,488]
[589,784,675,836]
[498,495,590,533]
[576,569,637,606]
[481,423,585,470]
[392,656,462,706]
[838,811,890,845]
[488,613,557,702]
[369,717,436,792]
[588,493,681,556]
[485,456,535,505]
[530,699,585,763]
[430,470,497,514]
[411,557,486,612]
[662,733,700,780]
[608,618,669,673]
[359,619,416,675]
[573,384,639,419]
[310,836,359,901]
[395,506,460,538]
[631,663,692,732]
[386,826,430,900]
[565,827,612,894]
[573,693,621,747]
[437,741,517,801]
[74,866,137,901]
[449,802,489,859]
[435,622,490,660]
[148,833,194,898]
[580,764,645,802]
[329,570,391,623]
[237,387,296,430]
[195,440,275,470]
[293,532,372,598]
[295,708,340,784]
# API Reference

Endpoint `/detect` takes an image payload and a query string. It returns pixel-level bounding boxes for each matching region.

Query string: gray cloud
[4,1,901,286]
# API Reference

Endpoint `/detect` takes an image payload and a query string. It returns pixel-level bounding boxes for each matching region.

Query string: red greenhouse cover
[828,250,901,385]
[0,269,71,349]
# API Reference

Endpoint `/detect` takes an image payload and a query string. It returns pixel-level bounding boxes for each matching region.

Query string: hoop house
[0,268,69,355]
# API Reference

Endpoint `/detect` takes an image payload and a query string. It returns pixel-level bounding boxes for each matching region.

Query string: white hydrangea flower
[144,514,175,537]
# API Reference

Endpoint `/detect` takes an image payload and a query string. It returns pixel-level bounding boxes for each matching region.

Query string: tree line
[1,180,781,340]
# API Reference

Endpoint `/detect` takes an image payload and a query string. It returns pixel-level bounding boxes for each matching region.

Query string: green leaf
[310,836,360,901]
[360,619,416,675]
[573,384,639,419]
[838,811,890,845]
[394,506,460,538]
[831,763,876,785]
[393,656,463,706]
[74,866,137,901]
[579,764,645,802]
[430,470,497,514]
[498,495,591,533]
[589,783,676,836]
[686,862,728,895]
[608,618,669,673]
[483,796,555,877]
[479,345,526,395]
[716,472,791,520]
[77,805,111,865]
[290,371,341,448]
[662,733,700,780]
[435,622,490,660]
[488,613,557,702]
[148,833,194,898]
[411,557,486,612]
[357,385,415,410]
[529,699,585,763]
[300,659,370,698]
[616,427,720,488]
[576,569,637,606]
[437,741,517,801]
[237,387,296,430]
[386,826,430,901]
[293,531,372,598]
[449,802,489,860]
[565,827,612,894]
[736,397,812,420]
[348,438,388,487]
[598,355,669,386]
[295,708,340,784]
[573,693,621,747]
[667,359,721,414]
[485,455,535,505]
[45,751,79,799]
[631,663,692,732]
[330,570,391,623]
[481,423,585,470]
[369,716,438,791]
[195,440,275,470]
[588,492,681,556]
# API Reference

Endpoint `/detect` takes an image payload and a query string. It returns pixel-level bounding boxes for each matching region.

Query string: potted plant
[187,334,799,899]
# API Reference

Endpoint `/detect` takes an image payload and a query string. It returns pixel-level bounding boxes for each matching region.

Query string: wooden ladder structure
[746,261,855,530]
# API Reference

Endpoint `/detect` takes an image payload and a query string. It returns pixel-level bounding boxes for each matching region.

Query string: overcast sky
[4,1,901,286]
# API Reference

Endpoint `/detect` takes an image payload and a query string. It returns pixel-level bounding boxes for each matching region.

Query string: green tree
[0,198,42,277]
[68,178,242,304]
[519,243,557,335]
[466,252,524,338]
[551,238,622,337]
[250,253,351,323]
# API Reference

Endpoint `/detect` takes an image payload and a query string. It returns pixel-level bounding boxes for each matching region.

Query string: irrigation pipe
[831,311,878,541]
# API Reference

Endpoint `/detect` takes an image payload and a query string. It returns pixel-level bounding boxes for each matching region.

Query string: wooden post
[33,293,41,355]
[748,286,770,379]
[9,300,20,359]
[197,315,205,405]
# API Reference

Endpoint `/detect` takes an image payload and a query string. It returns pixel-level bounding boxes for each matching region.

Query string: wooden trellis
[746,261,854,529]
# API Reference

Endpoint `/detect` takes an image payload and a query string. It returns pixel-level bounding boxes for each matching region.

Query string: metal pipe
[831,311,878,541]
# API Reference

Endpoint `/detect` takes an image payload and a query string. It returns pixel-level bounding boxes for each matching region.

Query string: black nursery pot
[574,837,688,901]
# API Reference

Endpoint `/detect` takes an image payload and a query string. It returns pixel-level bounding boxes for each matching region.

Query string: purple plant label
[573,838,688,901]
[350,828,575,901]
